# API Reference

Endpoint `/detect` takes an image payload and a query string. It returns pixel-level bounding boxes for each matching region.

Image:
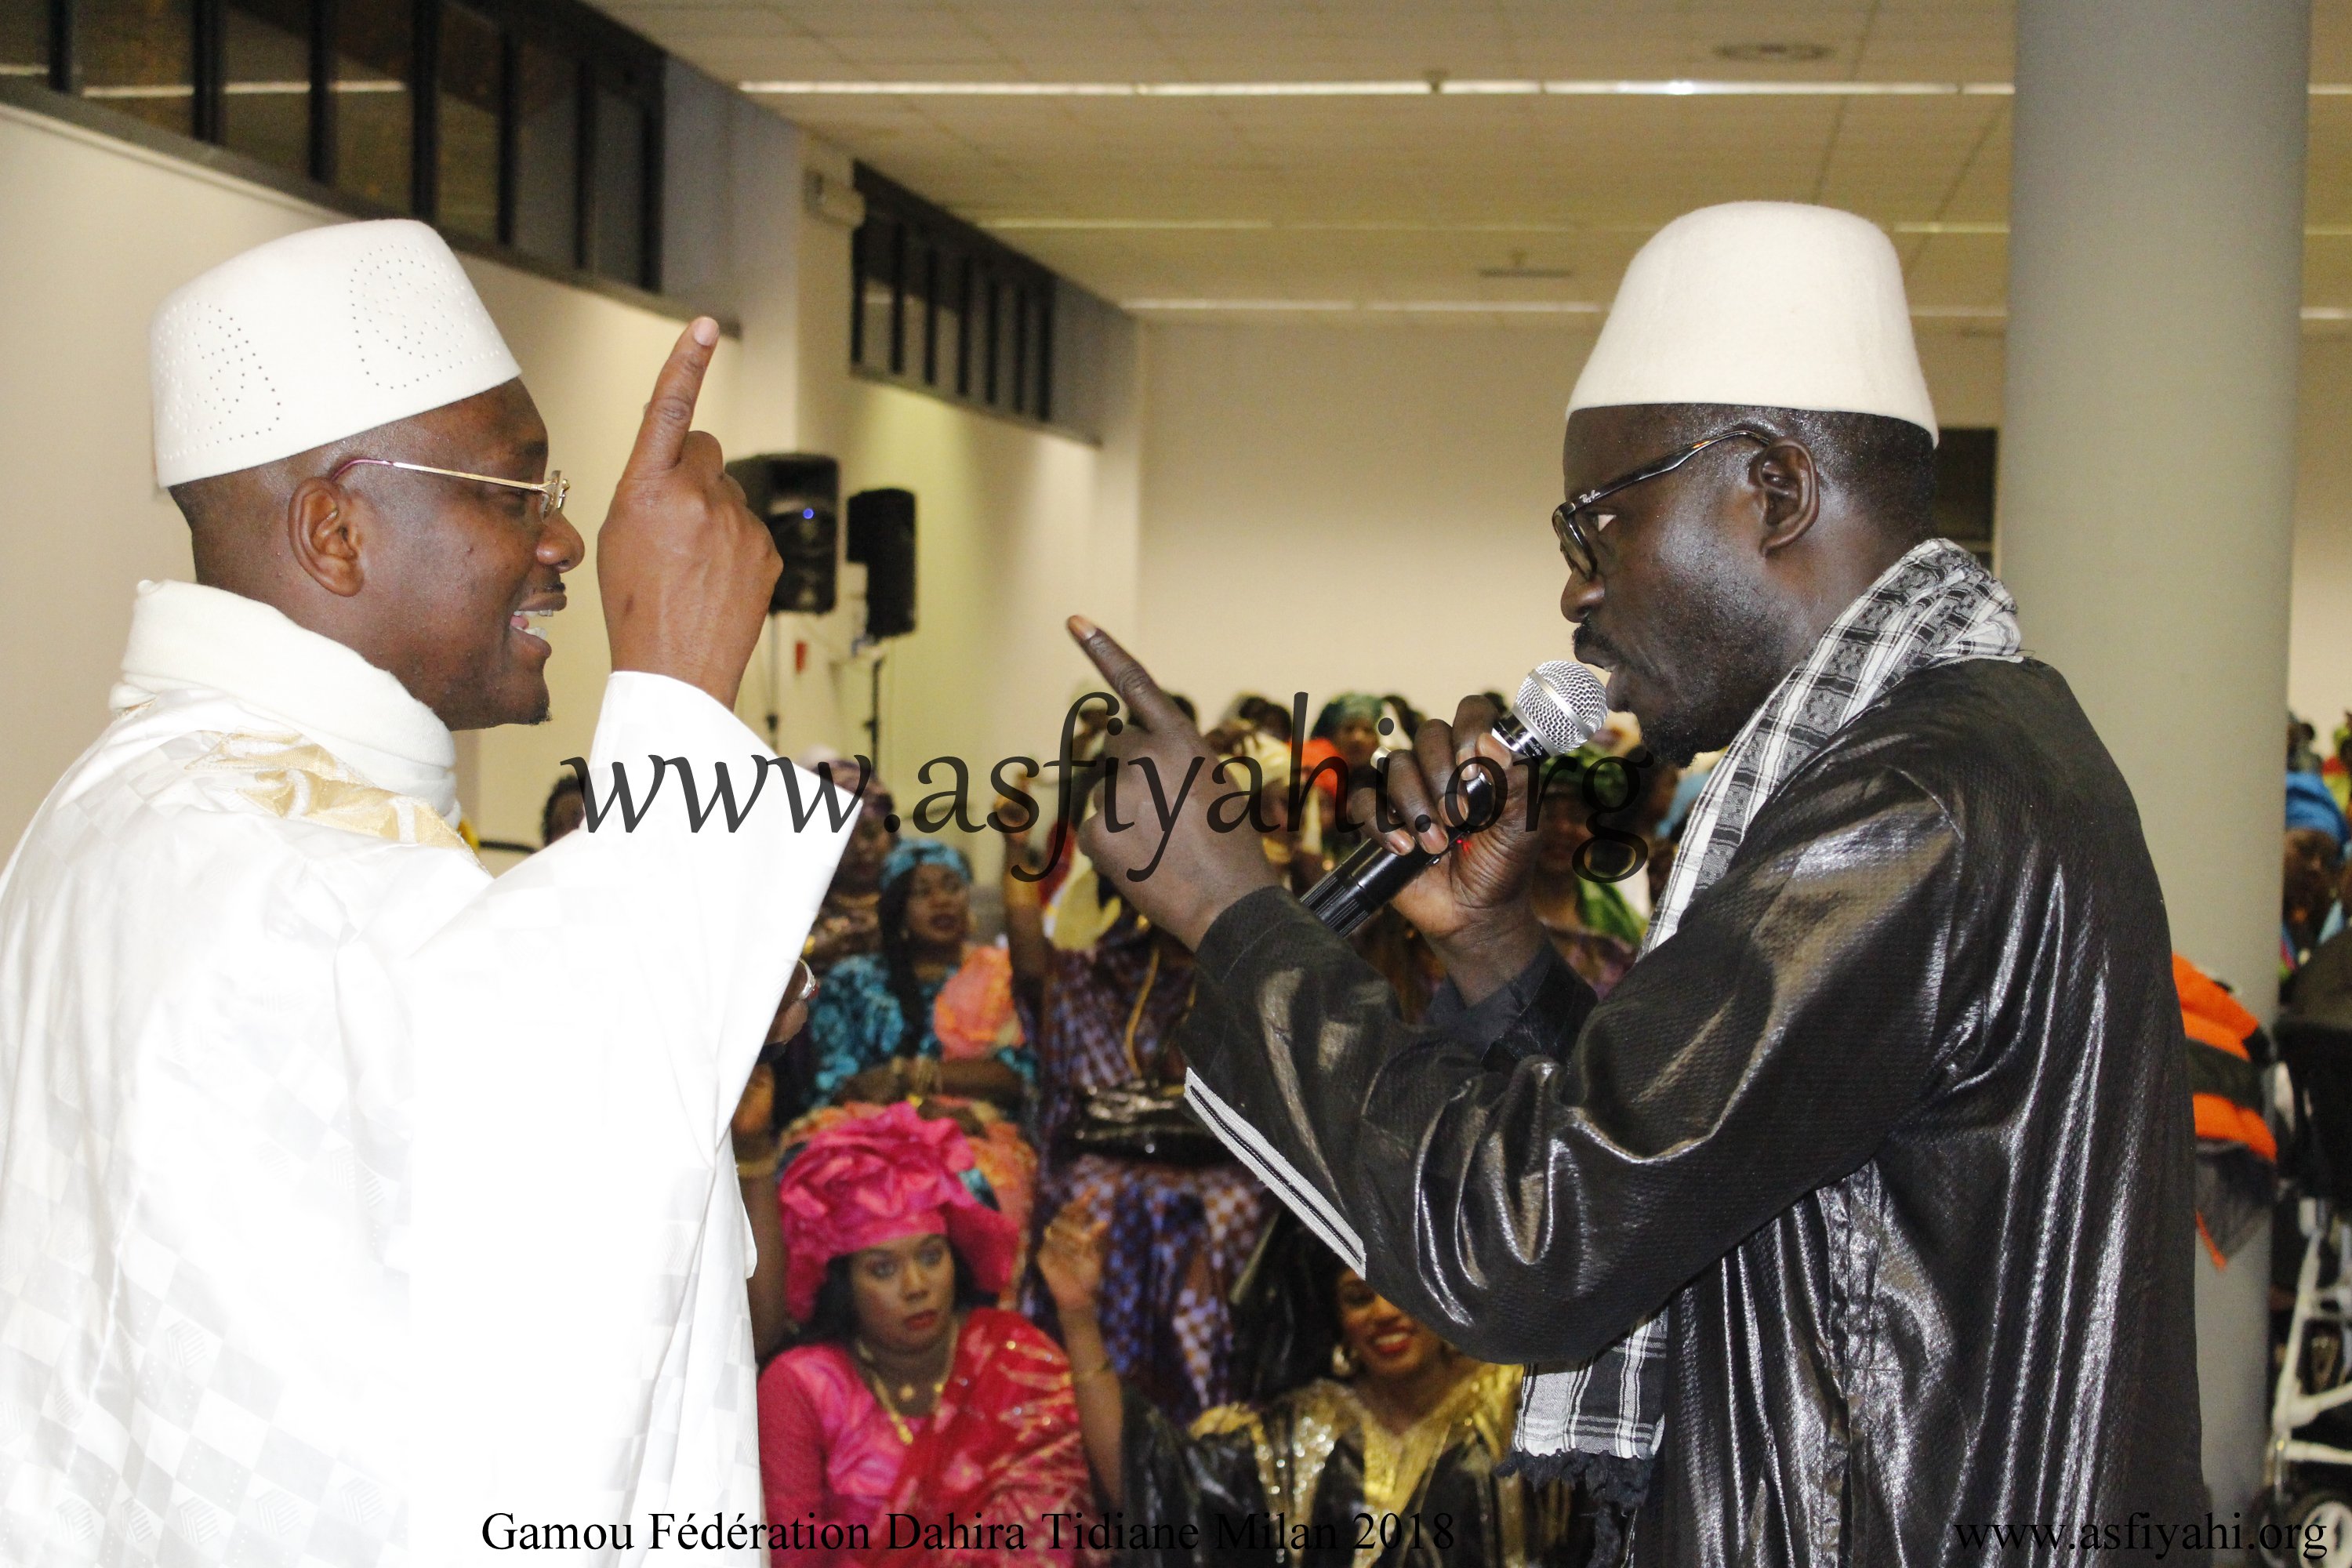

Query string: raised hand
[765,960,816,1046]
[731,1062,778,1154]
[1065,617,1280,949]
[1036,1203,1109,1316]
[598,318,779,708]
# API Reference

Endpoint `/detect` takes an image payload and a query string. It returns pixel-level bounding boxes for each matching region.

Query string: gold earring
[1330,1342,1357,1378]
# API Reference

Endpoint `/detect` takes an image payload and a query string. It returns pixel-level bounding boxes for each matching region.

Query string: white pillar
[2000,0,2308,1529]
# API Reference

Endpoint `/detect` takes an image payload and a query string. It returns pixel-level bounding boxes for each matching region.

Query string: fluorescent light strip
[1114,299,1617,314]
[741,77,2013,97]
[82,78,402,98]
[1364,299,1605,313]
[743,77,2352,100]
[1001,216,2352,240]
[990,218,1281,230]
[1010,217,1980,235]
[1124,299,1985,316]
[991,218,1635,234]
[1148,80,1435,96]
[1117,301,2352,328]
[1548,78,2005,96]
[1123,299,1359,311]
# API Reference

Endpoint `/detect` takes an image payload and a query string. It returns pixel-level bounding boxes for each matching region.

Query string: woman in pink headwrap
[757,1102,1088,1566]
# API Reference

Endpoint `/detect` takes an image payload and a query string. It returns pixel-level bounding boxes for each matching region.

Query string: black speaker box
[728,453,838,615]
[846,488,916,640]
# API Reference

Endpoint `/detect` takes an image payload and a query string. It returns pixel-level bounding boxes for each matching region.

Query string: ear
[1751,439,1822,557]
[286,475,365,597]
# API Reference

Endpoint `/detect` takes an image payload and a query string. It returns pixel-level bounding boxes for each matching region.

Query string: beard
[1578,559,1789,767]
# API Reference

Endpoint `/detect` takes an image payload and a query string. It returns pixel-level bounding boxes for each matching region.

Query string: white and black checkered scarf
[1505,537,2022,1541]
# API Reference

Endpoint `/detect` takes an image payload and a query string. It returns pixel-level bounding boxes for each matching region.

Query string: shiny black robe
[1177,660,2208,1566]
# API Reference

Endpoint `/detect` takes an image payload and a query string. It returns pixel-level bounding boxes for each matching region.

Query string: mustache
[1573,624,1625,670]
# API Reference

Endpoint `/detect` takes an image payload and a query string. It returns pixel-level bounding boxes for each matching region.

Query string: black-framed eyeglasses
[1550,427,1772,580]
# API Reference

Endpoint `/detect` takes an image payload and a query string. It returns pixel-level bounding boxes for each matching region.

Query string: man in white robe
[0,220,851,1564]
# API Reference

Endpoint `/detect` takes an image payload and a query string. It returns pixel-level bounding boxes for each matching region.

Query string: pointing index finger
[625,317,720,477]
[1066,615,1192,735]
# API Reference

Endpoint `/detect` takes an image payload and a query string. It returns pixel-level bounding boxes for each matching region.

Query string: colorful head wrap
[2288,772,2350,852]
[881,837,971,893]
[775,1101,1018,1323]
[1312,692,1386,741]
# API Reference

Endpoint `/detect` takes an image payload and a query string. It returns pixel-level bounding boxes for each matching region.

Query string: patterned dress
[809,947,1039,1104]
[759,1308,1090,1565]
[1023,930,1270,1424]
[1117,1363,1586,1567]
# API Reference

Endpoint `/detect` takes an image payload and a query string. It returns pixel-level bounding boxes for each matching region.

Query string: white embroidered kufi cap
[1567,201,1936,442]
[151,219,521,486]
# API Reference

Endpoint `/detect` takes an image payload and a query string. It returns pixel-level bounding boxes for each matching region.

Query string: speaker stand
[763,617,783,749]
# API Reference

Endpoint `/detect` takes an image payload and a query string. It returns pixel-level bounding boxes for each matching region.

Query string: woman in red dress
[758,1102,1089,1566]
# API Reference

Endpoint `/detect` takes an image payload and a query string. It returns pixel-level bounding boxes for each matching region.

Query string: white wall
[1134,318,2352,741]
[1134,321,2006,728]
[789,137,1145,877]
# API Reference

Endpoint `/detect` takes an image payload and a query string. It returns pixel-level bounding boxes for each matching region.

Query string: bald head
[169,379,585,731]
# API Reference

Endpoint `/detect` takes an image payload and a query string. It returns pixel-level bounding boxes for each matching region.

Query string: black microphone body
[1299,716,1547,937]
[1298,664,1607,938]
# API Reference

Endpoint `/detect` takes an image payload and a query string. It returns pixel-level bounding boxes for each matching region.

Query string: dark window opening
[586,81,645,286]
[851,163,1069,429]
[331,0,409,208]
[218,0,308,175]
[433,0,496,238]
[1932,427,1999,570]
[12,0,662,292]
[80,0,194,136]
[0,0,50,84]
[509,37,575,264]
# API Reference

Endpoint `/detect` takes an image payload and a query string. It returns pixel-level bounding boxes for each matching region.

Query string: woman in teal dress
[808,838,1036,1112]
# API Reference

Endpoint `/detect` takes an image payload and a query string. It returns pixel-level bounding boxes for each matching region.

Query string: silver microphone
[1298,662,1608,936]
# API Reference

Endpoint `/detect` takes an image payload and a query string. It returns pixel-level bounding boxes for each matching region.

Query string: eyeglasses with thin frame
[328,457,569,521]
[1550,427,1771,580]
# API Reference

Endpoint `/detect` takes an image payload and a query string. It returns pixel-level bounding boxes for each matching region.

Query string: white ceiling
[602,0,2352,327]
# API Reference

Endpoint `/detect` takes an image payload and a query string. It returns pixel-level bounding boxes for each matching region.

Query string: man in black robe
[1062,201,2206,1564]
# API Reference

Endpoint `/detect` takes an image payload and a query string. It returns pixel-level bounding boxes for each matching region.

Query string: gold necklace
[853,1319,957,1444]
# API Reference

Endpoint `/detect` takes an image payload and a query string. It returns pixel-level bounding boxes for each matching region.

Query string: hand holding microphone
[1063,616,1608,996]
[1310,662,1606,938]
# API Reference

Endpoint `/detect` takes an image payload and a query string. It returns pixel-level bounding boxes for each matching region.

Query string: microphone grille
[1513,661,1609,756]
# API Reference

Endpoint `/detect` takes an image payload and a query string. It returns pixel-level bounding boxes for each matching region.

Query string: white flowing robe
[0,582,851,1565]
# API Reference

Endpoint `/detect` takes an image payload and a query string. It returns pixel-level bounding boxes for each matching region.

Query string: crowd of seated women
[537,690,1700,1566]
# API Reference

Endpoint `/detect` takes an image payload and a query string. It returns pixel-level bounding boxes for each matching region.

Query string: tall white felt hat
[151,219,521,486]
[1567,201,1936,441]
